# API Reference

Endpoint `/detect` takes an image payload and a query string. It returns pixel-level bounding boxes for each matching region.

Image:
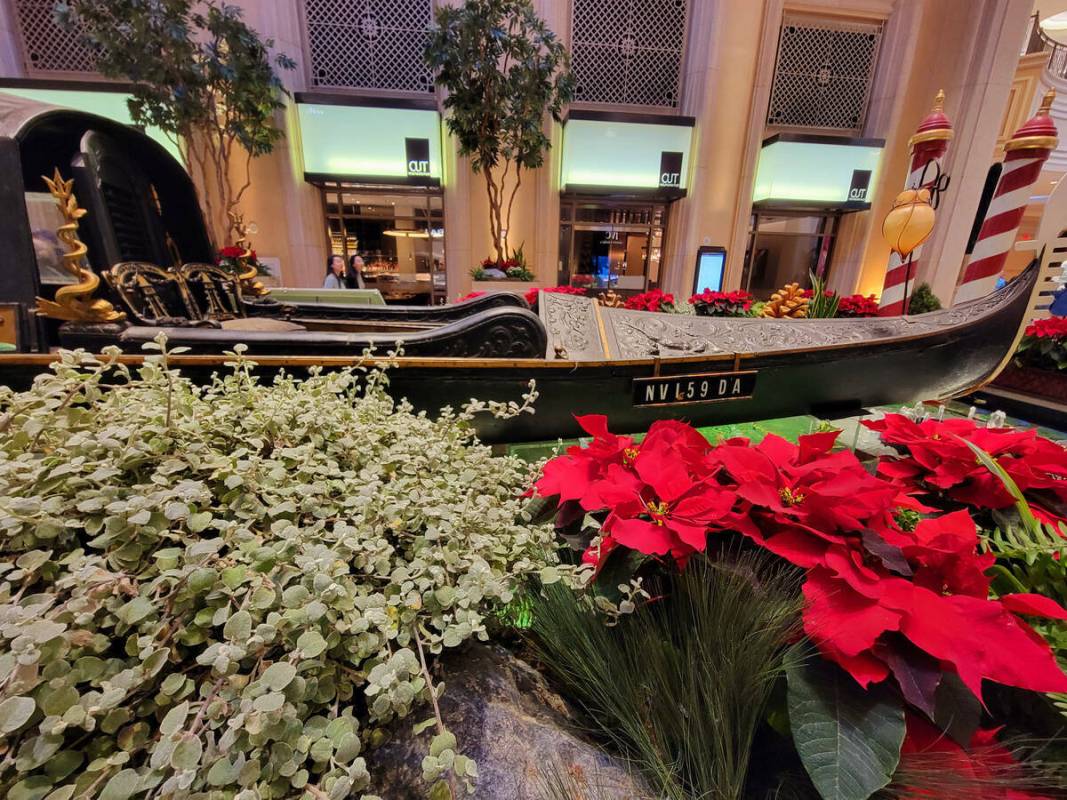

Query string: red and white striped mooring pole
[879,90,954,315]
[954,89,1058,304]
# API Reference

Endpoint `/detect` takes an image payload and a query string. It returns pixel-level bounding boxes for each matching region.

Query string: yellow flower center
[646,500,670,524]
[623,447,639,464]
[779,487,806,506]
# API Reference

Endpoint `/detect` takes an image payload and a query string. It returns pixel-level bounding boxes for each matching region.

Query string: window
[301,0,434,94]
[12,0,99,75]
[766,15,883,132]
[570,0,689,108]
[321,185,445,303]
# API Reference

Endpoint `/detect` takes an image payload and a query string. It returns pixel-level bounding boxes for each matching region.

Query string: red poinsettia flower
[534,414,636,511]
[803,510,1067,700]
[710,432,900,566]
[1024,316,1067,339]
[689,290,755,316]
[836,293,879,317]
[624,289,675,313]
[219,245,245,258]
[602,429,733,559]
[863,414,1067,521]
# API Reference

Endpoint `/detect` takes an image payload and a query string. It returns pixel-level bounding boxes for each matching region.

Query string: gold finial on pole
[35,169,125,323]
[932,89,945,113]
[1039,88,1056,115]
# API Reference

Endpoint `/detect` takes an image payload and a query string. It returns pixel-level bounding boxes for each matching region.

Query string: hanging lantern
[882,188,936,259]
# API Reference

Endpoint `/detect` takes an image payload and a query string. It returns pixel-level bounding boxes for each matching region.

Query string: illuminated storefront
[743,134,884,297]
[558,111,694,291]
[0,81,182,161]
[296,96,446,302]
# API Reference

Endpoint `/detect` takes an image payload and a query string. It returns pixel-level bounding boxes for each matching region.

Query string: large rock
[367,643,655,799]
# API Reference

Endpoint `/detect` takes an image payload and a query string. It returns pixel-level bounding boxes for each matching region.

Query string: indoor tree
[56,0,295,246]
[425,0,573,265]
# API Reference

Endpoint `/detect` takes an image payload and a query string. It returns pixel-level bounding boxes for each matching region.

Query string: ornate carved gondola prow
[228,211,269,298]
[35,169,125,323]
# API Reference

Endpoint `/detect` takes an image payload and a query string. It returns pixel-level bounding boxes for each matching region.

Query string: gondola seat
[104,262,304,332]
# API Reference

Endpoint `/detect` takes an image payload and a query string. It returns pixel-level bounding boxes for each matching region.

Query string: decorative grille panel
[571,0,689,108]
[303,0,433,93]
[766,15,883,132]
[13,0,99,74]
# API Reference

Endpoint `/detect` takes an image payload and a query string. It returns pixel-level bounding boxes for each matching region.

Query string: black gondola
[0,94,1053,442]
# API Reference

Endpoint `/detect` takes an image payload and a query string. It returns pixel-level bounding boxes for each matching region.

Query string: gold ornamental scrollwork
[228,210,269,298]
[35,169,125,323]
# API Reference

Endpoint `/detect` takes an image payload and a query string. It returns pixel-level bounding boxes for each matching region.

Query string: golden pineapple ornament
[762,282,808,318]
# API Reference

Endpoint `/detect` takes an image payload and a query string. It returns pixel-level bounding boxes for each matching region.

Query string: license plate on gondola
[632,371,758,407]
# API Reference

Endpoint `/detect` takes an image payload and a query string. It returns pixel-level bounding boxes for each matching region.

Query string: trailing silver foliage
[0,340,575,799]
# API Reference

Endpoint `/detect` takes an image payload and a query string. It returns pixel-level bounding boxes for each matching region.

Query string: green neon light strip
[561,119,692,190]
[297,103,443,180]
[0,87,183,163]
[752,140,883,204]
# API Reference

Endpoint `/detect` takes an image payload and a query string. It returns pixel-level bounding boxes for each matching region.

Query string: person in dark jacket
[346,254,367,289]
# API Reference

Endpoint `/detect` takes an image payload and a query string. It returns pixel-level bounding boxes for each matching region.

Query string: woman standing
[323,255,345,289]
[346,254,367,289]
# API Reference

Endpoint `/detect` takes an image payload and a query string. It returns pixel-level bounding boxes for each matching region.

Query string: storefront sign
[752,134,884,210]
[297,101,443,185]
[659,151,683,188]
[405,138,431,177]
[0,85,181,162]
[561,113,694,195]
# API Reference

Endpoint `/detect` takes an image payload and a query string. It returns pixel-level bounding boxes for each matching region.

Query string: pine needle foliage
[528,551,803,800]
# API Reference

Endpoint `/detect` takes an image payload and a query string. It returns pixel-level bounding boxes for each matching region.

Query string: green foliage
[907,283,942,315]
[0,340,574,799]
[786,654,905,800]
[58,0,294,155]
[806,273,840,319]
[425,0,573,261]
[57,0,296,242]
[970,440,1067,722]
[529,551,802,800]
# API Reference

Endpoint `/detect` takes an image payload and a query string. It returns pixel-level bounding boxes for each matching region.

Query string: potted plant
[688,289,755,317]
[996,316,1067,402]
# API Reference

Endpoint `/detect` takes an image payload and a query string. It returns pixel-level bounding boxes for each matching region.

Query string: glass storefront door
[741,211,839,298]
[559,199,668,292]
[320,184,445,304]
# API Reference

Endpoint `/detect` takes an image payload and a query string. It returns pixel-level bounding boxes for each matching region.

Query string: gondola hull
[0,260,1038,443]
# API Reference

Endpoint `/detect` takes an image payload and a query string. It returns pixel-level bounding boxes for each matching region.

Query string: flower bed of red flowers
[1016,316,1067,372]
[836,293,880,317]
[533,412,1067,797]
[523,285,587,308]
[688,289,754,316]
[624,288,675,312]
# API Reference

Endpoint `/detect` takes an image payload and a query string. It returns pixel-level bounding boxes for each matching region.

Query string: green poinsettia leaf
[787,654,905,800]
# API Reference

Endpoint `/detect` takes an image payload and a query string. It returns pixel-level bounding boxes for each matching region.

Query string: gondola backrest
[104,262,199,325]
[74,130,172,270]
[179,263,244,320]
